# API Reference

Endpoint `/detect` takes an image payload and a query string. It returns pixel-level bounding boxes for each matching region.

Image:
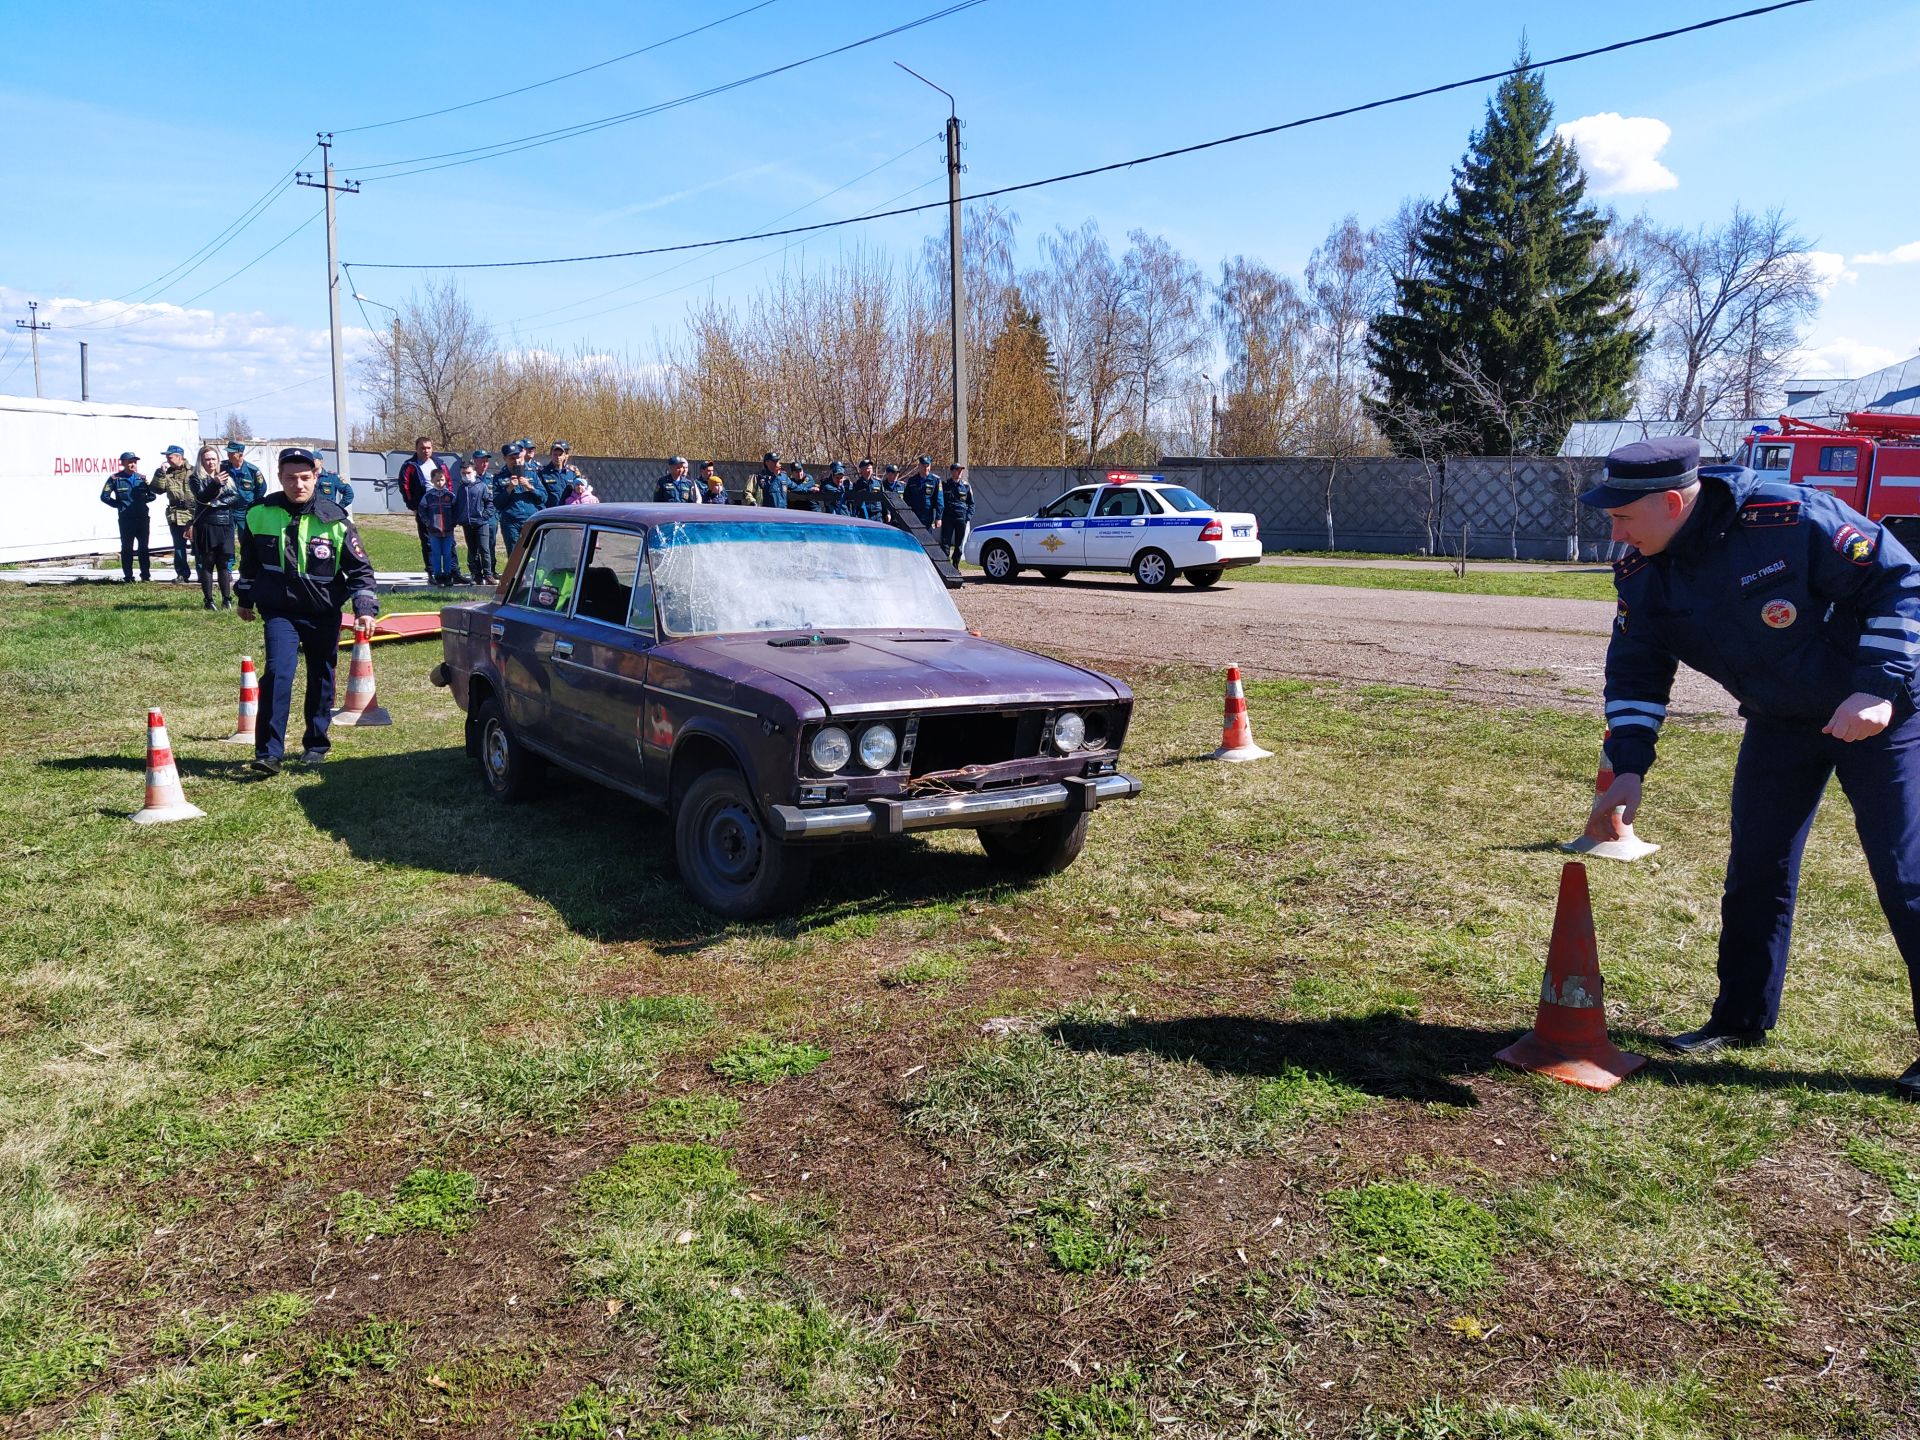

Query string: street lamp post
[896,62,966,469]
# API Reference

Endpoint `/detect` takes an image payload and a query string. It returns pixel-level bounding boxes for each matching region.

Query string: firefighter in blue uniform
[539,441,582,507]
[654,456,701,503]
[818,461,850,515]
[1581,436,1920,1100]
[904,455,942,529]
[849,459,885,520]
[99,452,155,582]
[223,440,267,506]
[315,467,355,510]
[882,462,905,497]
[235,448,378,774]
[938,462,973,565]
[493,442,547,559]
[760,453,792,509]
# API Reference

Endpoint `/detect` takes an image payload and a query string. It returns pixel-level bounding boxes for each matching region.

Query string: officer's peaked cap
[917,454,934,465]
[884,462,900,472]
[829,461,846,474]
[279,447,320,466]
[470,449,490,460]
[669,455,688,466]
[225,440,247,451]
[1579,435,1701,509]
[763,451,780,463]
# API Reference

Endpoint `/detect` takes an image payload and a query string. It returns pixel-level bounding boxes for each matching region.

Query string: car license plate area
[908,710,1043,777]
[1232,525,1252,537]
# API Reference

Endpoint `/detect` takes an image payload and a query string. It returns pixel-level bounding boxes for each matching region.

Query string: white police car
[965,472,1261,589]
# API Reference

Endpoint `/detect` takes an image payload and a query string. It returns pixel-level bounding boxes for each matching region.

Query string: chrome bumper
[768,771,1141,841]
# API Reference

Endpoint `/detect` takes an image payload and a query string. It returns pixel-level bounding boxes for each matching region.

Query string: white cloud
[1555,113,1679,195]
[1790,338,1905,381]
[1805,250,1857,294]
[1853,241,1920,266]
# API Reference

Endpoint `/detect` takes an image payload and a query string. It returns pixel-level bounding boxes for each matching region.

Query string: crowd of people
[98,440,284,608]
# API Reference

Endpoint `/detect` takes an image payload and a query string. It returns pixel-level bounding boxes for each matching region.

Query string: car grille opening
[908,710,1047,778]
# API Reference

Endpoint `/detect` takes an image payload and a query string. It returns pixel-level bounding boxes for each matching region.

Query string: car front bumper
[768,771,1141,840]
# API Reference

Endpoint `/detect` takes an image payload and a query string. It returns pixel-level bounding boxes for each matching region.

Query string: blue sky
[3,0,1916,434]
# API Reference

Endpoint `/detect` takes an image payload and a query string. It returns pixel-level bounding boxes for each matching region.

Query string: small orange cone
[333,635,391,727]
[1496,861,1645,1091]
[223,657,259,744]
[1211,664,1272,762]
[1562,731,1658,862]
[132,709,206,825]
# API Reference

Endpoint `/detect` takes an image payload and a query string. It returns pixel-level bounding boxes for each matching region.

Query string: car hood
[663,630,1123,715]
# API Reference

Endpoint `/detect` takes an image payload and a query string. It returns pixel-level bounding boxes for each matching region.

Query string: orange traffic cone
[132,709,206,825]
[1495,861,1645,1092]
[333,635,391,727]
[223,656,259,744]
[1562,732,1658,862]
[1211,665,1272,762]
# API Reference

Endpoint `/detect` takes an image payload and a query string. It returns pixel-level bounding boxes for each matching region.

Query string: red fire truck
[1734,412,1920,543]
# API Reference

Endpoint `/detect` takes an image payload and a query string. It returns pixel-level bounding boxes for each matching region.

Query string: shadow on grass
[1047,1013,1899,1107]
[40,754,247,779]
[288,748,1023,948]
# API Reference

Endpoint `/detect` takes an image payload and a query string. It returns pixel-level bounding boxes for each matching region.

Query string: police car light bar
[1102,471,1167,484]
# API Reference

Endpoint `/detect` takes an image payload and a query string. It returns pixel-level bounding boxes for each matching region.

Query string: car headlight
[1052,710,1087,753]
[857,723,899,770]
[809,726,852,773]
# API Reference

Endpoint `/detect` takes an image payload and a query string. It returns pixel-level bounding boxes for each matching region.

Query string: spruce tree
[1367,55,1645,456]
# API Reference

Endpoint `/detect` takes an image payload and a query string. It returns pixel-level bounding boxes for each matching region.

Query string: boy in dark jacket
[454,454,498,583]
[418,468,460,586]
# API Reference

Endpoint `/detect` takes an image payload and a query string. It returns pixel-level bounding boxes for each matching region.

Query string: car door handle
[489,622,505,638]
[554,641,574,658]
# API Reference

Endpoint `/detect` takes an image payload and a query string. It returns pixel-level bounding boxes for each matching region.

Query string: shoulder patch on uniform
[1833,522,1877,566]
[1614,551,1650,581]
[348,534,367,561]
[1738,499,1802,528]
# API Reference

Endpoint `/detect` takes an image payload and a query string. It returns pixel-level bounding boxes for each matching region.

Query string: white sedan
[965,473,1262,589]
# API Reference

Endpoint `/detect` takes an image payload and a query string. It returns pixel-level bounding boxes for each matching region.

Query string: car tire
[1185,567,1224,588]
[981,541,1020,583]
[978,811,1090,876]
[674,768,813,920]
[1037,566,1068,582]
[476,696,543,803]
[1132,548,1175,590]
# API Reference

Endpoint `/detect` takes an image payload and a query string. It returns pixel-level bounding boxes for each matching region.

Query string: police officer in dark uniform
[938,462,974,565]
[849,459,885,520]
[235,448,378,774]
[99,452,154,582]
[904,455,942,529]
[1582,436,1920,1100]
[654,456,701,503]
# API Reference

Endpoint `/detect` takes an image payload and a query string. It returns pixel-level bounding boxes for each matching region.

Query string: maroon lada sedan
[431,506,1141,918]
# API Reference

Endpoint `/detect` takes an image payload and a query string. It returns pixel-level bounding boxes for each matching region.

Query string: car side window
[507,525,585,614]
[1041,488,1095,519]
[575,529,647,628]
[1095,488,1143,517]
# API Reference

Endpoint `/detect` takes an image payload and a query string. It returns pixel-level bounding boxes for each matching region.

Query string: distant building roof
[1783,354,1920,420]
[1558,416,1765,461]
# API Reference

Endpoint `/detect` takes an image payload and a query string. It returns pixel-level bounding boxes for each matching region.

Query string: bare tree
[357,280,499,450]
[1440,349,1545,559]
[1212,256,1311,458]
[1024,222,1132,463]
[1120,230,1205,450]
[1302,216,1389,547]
[220,411,251,442]
[1626,206,1823,425]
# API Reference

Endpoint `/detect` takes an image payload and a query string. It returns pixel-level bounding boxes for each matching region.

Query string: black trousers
[117,513,150,581]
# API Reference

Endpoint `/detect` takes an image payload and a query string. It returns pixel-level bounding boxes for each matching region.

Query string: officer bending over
[1582,437,1920,1100]
[236,448,378,775]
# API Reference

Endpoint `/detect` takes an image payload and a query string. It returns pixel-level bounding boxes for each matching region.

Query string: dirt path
[956,573,1735,721]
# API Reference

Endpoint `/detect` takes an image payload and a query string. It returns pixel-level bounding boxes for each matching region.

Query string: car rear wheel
[978,811,1090,876]
[981,541,1020,582]
[476,696,543,803]
[1037,566,1068,582]
[674,768,812,920]
[1132,548,1175,590]
[1185,567,1224,588]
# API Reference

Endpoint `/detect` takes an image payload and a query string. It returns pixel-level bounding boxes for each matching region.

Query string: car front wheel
[1132,548,1174,589]
[1185,567,1224,588]
[674,768,812,919]
[977,810,1089,876]
[981,541,1020,582]
[476,696,543,802]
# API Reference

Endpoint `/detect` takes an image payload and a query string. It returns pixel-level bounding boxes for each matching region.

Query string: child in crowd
[419,466,460,586]
[563,474,599,505]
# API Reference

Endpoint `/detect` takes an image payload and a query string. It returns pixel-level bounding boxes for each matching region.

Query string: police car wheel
[1037,567,1068,582]
[1185,567,1224,588]
[978,811,1089,876]
[675,768,813,920]
[981,541,1019,582]
[476,697,543,803]
[1132,549,1174,590]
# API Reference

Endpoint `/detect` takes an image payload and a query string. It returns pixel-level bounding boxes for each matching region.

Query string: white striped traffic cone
[1561,731,1658,862]
[333,634,392,727]
[224,656,258,744]
[132,709,206,825]
[1211,664,1273,762]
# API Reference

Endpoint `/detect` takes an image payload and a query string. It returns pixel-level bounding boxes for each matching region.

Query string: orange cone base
[1561,831,1659,862]
[1495,1029,1646,1092]
[132,798,206,825]
[334,704,392,728]
[1211,741,1273,762]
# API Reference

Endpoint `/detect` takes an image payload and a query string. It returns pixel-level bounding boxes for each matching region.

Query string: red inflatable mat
[341,611,444,645]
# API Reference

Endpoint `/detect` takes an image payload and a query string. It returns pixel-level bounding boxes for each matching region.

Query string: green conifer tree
[1367,54,1645,456]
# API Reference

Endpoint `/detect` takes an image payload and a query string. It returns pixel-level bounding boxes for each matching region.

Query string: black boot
[1898,1060,1919,1103]
[1663,1022,1768,1056]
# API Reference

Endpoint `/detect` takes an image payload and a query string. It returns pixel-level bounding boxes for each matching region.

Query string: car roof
[533,505,892,528]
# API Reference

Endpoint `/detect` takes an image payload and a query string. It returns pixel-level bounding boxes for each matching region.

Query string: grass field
[1233,565,1617,603]
[3,583,1918,1437]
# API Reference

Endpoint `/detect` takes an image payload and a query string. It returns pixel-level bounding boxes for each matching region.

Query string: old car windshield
[1154,487,1211,512]
[647,520,966,636]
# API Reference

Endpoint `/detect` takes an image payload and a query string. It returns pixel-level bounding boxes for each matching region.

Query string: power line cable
[204,372,329,414]
[351,0,1817,273]
[351,0,989,182]
[333,0,783,134]
[95,209,323,330]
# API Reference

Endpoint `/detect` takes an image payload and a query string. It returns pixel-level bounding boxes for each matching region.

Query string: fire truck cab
[1734,412,1920,544]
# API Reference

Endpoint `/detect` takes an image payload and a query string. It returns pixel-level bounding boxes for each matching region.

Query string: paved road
[956,572,1735,721]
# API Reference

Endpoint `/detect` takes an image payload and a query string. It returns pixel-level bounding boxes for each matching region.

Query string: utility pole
[15,301,50,399]
[897,63,967,467]
[297,134,359,484]
[79,341,89,402]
